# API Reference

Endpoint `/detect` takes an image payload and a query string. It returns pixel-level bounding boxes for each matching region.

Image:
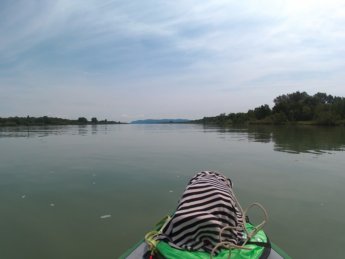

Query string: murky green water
[1,124,344,259]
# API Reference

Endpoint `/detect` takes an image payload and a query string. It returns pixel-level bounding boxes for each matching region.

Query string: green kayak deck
[120,239,291,259]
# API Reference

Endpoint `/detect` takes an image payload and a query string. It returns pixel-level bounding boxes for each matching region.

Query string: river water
[0,124,344,259]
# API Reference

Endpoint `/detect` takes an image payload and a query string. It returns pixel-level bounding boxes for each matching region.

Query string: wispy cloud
[0,0,345,120]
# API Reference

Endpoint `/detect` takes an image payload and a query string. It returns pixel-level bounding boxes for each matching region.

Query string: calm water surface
[1,124,345,259]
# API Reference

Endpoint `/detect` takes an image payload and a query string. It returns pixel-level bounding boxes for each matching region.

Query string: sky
[1,0,345,122]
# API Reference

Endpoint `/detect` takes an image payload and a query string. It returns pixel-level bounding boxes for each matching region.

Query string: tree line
[0,116,123,126]
[196,91,345,126]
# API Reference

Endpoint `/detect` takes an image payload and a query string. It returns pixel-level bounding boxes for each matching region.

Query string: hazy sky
[1,0,345,121]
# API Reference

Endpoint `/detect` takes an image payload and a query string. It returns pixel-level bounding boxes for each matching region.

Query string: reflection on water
[270,126,345,154]
[1,124,345,155]
[0,125,110,138]
[0,126,72,138]
[203,125,345,154]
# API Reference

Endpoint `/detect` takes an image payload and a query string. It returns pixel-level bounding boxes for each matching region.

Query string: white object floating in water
[50,203,55,207]
[100,214,111,219]
[169,190,173,193]
[21,195,26,199]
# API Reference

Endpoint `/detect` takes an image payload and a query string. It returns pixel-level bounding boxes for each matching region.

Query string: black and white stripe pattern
[159,171,245,253]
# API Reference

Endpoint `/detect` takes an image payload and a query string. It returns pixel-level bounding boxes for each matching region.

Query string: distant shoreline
[0,122,127,127]
[0,116,126,127]
[192,120,345,127]
[194,91,345,127]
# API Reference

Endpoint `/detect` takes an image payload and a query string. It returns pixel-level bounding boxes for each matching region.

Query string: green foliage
[315,111,340,126]
[227,113,249,124]
[254,104,271,120]
[273,91,313,121]
[78,117,88,124]
[269,112,288,125]
[196,91,345,126]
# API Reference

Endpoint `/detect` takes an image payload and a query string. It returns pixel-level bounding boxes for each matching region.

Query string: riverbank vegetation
[196,91,345,126]
[0,116,123,126]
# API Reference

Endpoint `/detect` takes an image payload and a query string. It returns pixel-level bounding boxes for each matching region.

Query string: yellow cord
[144,215,172,255]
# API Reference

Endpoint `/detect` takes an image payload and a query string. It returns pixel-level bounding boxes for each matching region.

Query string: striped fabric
[159,171,245,253]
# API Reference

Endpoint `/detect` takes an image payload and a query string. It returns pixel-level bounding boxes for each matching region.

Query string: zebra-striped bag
[159,171,245,253]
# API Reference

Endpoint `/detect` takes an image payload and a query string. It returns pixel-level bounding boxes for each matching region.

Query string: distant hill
[131,119,191,124]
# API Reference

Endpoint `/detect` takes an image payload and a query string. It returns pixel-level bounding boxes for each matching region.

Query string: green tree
[273,91,313,121]
[91,117,98,124]
[78,117,88,124]
[270,112,288,124]
[253,104,271,120]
